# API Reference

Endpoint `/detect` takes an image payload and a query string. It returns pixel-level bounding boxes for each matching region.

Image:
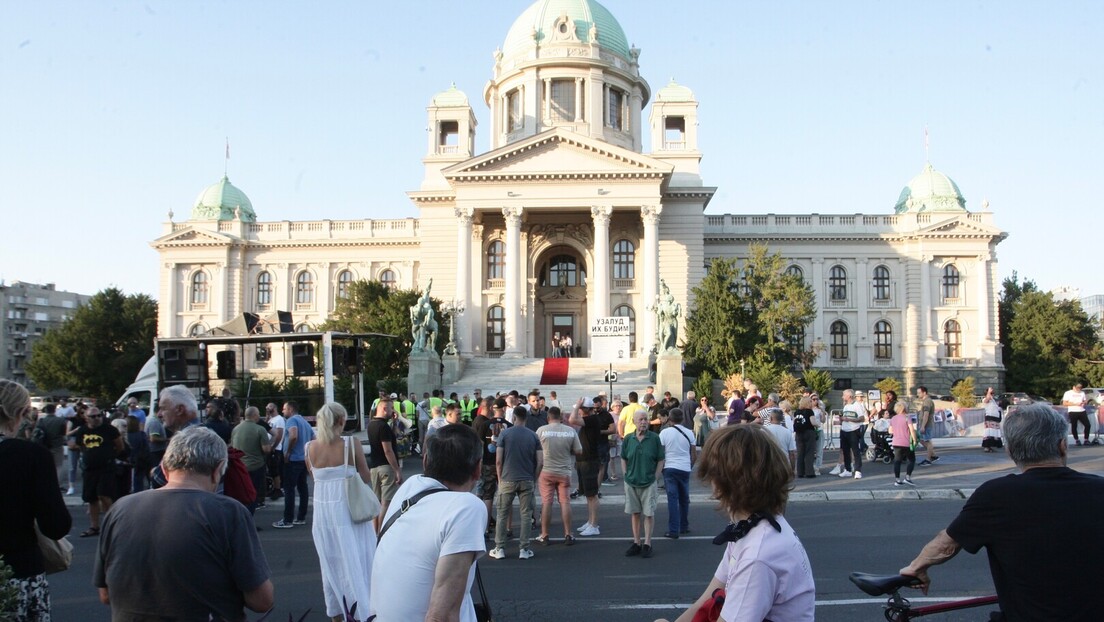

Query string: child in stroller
[867,412,894,464]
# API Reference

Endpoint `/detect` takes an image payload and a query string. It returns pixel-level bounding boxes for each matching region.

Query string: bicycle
[849,572,1000,621]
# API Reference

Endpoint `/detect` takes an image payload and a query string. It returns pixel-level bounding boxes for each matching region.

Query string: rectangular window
[664,117,685,149]
[438,121,458,148]
[61,300,76,309]
[507,89,522,133]
[549,79,575,122]
[607,88,624,130]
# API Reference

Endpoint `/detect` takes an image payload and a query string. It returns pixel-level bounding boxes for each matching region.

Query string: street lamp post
[443,300,465,356]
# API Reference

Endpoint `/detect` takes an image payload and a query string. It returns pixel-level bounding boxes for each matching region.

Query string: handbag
[344,438,381,523]
[35,521,73,574]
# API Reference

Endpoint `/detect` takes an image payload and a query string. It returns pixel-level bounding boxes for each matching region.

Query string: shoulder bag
[344,437,381,523]
[374,487,493,622]
[35,521,73,574]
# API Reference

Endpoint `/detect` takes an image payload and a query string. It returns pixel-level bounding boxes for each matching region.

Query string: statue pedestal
[408,351,442,398]
[442,352,463,385]
[655,352,684,396]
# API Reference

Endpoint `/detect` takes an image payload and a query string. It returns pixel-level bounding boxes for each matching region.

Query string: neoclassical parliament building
[152,0,1006,392]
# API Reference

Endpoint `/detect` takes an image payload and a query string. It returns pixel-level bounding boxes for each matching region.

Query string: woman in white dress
[306,402,377,621]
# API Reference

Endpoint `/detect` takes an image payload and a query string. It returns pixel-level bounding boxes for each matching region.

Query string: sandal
[535,534,551,546]
[564,534,576,546]
[79,527,100,538]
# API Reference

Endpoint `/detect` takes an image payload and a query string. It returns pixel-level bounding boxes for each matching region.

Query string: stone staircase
[441,356,654,401]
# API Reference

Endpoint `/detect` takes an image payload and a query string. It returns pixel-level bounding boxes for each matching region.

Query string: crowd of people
[4,374,1102,621]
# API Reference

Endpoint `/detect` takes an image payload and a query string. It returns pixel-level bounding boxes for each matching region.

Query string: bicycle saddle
[849,572,922,596]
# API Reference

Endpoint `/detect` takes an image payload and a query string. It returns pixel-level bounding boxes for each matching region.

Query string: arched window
[874,320,893,360]
[829,266,847,301]
[486,305,505,352]
[786,265,804,282]
[613,240,635,280]
[188,322,207,337]
[872,265,890,301]
[786,326,806,356]
[190,271,208,306]
[542,254,585,287]
[944,319,962,358]
[294,323,311,333]
[487,241,505,281]
[296,271,314,305]
[613,305,636,354]
[379,269,396,290]
[336,270,354,299]
[830,321,848,360]
[741,268,754,296]
[942,264,960,301]
[256,271,272,307]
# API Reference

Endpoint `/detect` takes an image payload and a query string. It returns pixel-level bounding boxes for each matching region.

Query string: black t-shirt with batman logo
[75,423,120,470]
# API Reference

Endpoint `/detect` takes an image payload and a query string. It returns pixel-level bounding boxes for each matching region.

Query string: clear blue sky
[2,1,1100,300]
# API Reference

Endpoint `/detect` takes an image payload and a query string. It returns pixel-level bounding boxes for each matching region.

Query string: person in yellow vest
[399,392,419,453]
[459,392,479,425]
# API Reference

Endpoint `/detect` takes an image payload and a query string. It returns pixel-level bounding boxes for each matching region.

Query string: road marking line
[605,597,966,610]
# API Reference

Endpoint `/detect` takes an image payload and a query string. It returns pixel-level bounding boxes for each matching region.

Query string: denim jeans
[662,468,690,535]
[283,460,309,523]
[495,479,535,549]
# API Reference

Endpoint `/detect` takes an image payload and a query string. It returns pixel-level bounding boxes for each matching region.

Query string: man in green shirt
[229,406,273,514]
[621,409,664,559]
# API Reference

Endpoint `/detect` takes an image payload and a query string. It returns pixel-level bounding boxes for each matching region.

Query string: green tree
[802,369,834,401]
[951,376,977,408]
[1006,290,1098,399]
[874,377,902,398]
[998,272,1039,369]
[684,243,816,378]
[692,370,715,405]
[26,288,157,401]
[320,280,442,385]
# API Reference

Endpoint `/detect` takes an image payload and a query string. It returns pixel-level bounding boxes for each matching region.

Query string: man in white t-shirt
[839,389,866,479]
[264,403,285,500]
[765,409,796,473]
[658,409,696,539]
[1062,383,1090,445]
[370,424,487,622]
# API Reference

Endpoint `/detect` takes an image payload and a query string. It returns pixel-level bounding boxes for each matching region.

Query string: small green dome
[656,79,694,102]
[894,163,966,214]
[190,176,256,222]
[432,83,470,107]
[502,0,630,60]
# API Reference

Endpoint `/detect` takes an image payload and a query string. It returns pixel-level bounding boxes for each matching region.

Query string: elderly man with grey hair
[95,427,274,620]
[901,403,1104,621]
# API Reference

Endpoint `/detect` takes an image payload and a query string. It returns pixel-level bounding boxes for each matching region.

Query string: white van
[115,355,158,412]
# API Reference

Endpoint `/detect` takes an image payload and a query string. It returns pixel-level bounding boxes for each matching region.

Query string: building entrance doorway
[551,314,575,357]
[535,245,587,358]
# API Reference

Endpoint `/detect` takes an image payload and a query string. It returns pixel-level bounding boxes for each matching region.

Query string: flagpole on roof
[224,137,230,177]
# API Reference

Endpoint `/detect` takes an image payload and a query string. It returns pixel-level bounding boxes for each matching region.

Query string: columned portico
[503,206,524,357]
[641,204,662,355]
[455,207,474,354]
[591,205,612,319]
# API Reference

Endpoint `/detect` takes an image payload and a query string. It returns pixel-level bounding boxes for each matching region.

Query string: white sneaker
[838,470,852,478]
[904,477,916,486]
[66,487,75,496]
[488,547,506,560]
[853,471,862,479]
[576,522,593,532]
[579,525,601,537]
[829,465,842,475]
[518,548,534,560]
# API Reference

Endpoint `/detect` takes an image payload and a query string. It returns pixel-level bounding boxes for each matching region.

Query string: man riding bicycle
[901,403,1104,621]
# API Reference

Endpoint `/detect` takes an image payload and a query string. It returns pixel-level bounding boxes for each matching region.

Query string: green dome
[894,163,966,214]
[502,0,630,60]
[656,79,694,102]
[190,176,256,222]
[432,83,470,107]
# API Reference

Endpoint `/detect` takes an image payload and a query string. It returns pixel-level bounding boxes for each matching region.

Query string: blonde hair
[0,379,30,430]
[798,396,813,410]
[315,402,348,443]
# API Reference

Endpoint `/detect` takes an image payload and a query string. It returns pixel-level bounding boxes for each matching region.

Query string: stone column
[591,206,612,319]
[164,262,176,337]
[976,253,991,343]
[503,207,524,357]
[575,78,584,121]
[455,207,474,355]
[920,256,932,342]
[855,258,869,365]
[811,258,824,363]
[641,205,663,355]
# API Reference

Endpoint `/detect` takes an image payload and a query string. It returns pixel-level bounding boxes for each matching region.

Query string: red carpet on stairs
[539,357,569,385]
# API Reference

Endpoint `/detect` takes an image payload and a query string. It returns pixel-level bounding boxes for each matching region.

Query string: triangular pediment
[151,227,235,247]
[916,215,1004,238]
[443,128,674,181]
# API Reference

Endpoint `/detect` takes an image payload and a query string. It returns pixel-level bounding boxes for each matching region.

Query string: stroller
[867,427,894,464]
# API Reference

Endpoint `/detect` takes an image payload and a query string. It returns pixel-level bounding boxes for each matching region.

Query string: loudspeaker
[216,350,236,379]
[331,345,361,376]
[163,348,187,381]
[292,343,315,376]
